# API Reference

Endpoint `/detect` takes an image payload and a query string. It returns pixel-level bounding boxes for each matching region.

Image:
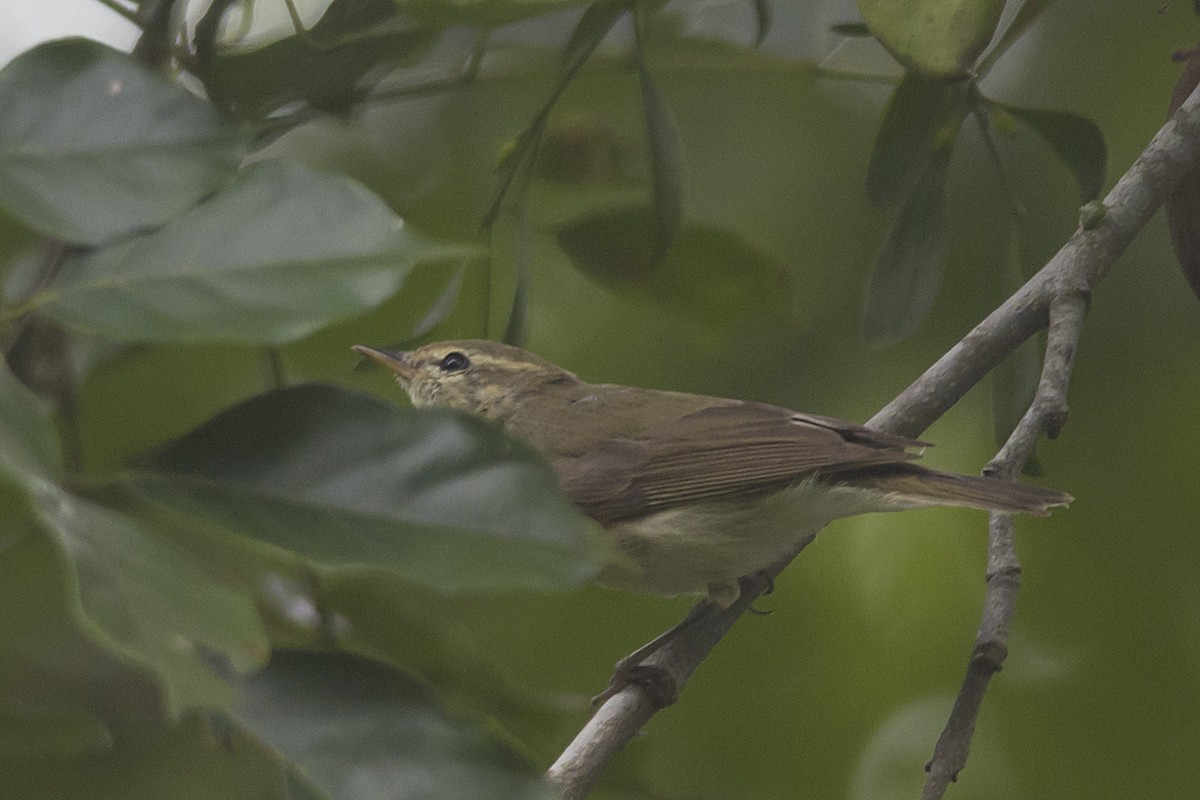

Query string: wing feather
[555,401,926,523]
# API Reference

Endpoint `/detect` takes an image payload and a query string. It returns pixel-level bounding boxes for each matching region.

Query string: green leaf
[866,72,968,206]
[992,100,1107,200]
[857,0,1006,78]
[0,364,61,479]
[0,503,155,759]
[396,0,589,26]
[204,0,439,120]
[752,0,773,44]
[980,0,1055,73]
[128,384,600,593]
[483,0,629,229]
[236,650,556,800]
[31,488,269,714]
[635,14,684,265]
[0,38,246,245]
[557,206,792,324]
[861,151,950,347]
[31,161,469,345]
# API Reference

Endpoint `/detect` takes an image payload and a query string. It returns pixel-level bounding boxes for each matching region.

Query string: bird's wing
[555,401,930,524]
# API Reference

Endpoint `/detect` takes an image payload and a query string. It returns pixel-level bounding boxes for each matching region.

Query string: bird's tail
[835,464,1072,516]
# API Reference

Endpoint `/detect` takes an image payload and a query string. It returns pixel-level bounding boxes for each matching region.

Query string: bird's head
[352,339,580,419]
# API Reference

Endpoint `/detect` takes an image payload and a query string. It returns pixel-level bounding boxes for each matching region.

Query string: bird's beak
[352,345,417,383]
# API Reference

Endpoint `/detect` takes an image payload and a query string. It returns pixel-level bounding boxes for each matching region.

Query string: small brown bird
[354,340,1070,609]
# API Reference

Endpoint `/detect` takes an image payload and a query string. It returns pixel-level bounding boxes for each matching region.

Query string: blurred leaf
[0,505,157,759]
[0,363,62,479]
[862,151,949,347]
[0,38,245,245]
[994,100,1107,200]
[127,384,600,593]
[866,73,968,206]
[857,0,1005,78]
[236,650,556,800]
[751,0,773,44]
[980,0,1055,71]
[31,162,470,345]
[397,0,589,26]
[535,114,635,185]
[32,488,269,713]
[557,206,791,323]
[831,22,872,37]
[484,0,629,229]
[205,0,439,120]
[409,257,471,341]
[1165,48,1200,301]
[635,18,683,265]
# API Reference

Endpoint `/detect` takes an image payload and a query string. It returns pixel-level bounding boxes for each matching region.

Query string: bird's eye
[438,351,471,372]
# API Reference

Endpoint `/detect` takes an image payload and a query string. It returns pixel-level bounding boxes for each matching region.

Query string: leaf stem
[92,0,140,24]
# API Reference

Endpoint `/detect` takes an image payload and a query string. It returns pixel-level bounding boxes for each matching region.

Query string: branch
[547,79,1200,798]
[920,293,1084,799]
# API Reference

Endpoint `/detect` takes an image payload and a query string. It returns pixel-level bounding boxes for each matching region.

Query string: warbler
[353,340,1070,608]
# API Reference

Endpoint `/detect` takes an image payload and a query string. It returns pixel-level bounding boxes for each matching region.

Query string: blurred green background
[3,1,1200,798]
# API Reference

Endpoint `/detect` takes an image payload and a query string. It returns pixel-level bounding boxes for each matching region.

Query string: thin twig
[92,0,140,25]
[921,292,1085,799]
[547,77,1200,800]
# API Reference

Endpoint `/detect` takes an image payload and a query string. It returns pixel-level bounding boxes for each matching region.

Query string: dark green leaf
[0,363,61,479]
[0,38,245,245]
[397,0,589,26]
[557,206,792,324]
[129,385,600,593]
[409,257,471,341]
[831,21,872,37]
[32,162,470,345]
[861,152,949,347]
[236,650,556,800]
[994,100,1107,200]
[857,0,1005,78]
[32,488,269,713]
[866,73,968,206]
[635,16,684,265]
[204,0,439,120]
[0,505,163,759]
[752,0,773,44]
[483,0,629,229]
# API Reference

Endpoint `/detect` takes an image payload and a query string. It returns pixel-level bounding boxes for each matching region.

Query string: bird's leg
[591,597,716,709]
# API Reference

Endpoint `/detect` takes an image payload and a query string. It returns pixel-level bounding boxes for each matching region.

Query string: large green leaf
[866,72,969,207]
[236,650,556,800]
[861,151,950,347]
[0,500,162,759]
[204,0,439,120]
[992,100,1107,200]
[857,0,1005,78]
[0,363,61,479]
[127,384,600,593]
[557,206,792,324]
[0,38,245,245]
[29,162,468,345]
[31,487,269,714]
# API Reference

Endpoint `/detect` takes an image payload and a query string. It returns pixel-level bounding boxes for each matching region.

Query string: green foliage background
[1,1,1199,798]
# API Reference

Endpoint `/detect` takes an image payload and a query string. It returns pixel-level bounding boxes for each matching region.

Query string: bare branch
[921,292,1086,799]
[548,80,1200,799]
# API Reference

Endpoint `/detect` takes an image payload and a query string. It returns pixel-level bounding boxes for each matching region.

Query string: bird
[352,339,1071,611]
